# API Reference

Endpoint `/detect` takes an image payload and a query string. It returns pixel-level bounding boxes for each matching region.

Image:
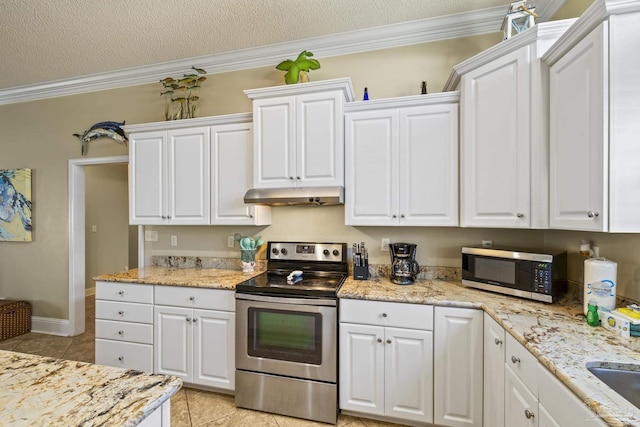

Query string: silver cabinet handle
[377,338,382,343]
[118,356,124,361]
[392,215,397,218]
[494,338,502,345]
[296,176,300,180]
[192,318,198,323]
[189,296,195,301]
[517,213,524,218]
[167,215,171,219]
[186,317,192,322]
[289,176,294,180]
[386,339,392,344]
[382,313,387,318]
[400,214,405,218]
[525,409,535,419]
[118,291,124,296]
[249,214,253,218]
[118,330,124,335]
[511,356,520,364]
[161,215,166,219]
[587,211,599,218]
[118,310,125,315]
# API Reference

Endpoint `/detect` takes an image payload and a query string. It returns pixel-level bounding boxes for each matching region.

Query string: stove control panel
[268,242,345,262]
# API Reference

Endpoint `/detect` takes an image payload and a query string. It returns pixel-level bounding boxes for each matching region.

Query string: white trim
[244,77,355,101]
[68,155,128,336]
[123,112,252,133]
[344,91,460,113]
[31,316,71,337]
[0,7,507,105]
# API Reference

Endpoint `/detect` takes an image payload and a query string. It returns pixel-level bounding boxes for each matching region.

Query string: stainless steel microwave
[461,247,567,303]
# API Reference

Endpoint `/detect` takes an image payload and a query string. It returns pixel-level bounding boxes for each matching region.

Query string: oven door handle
[235,292,337,307]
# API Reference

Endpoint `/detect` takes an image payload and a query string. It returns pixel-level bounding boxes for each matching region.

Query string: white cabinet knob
[587,211,599,218]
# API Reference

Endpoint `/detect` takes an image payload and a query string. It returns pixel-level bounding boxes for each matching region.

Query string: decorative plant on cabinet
[276,50,320,84]
[160,67,207,120]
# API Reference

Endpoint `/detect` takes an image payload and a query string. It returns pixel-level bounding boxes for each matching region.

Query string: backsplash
[355,264,461,281]
[152,256,267,271]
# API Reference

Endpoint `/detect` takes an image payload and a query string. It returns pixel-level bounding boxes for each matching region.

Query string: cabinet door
[399,104,458,226]
[129,131,166,224]
[434,307,483,427]
[339,323,385,416]
[538,405,560,427]
[505,365,538,427]
[210,122,270,225]
[385,327,434,423]
[166,127,210,225]
[344,109,398,226]
[549,23,607,231]
[296,91,344,187]
[154,306,192,382]
[193,309,235,390]
[461,46,531,228]
[484,313,505,427]
[253,97,295,188]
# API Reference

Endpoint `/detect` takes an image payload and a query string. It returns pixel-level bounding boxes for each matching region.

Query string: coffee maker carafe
[389,243,420,285]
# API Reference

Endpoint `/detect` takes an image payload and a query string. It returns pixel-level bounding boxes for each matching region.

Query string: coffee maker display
[389,243,420,285]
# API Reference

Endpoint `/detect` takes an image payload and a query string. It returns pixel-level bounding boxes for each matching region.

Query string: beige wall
[84,164,130,290]
[552,0,596,20]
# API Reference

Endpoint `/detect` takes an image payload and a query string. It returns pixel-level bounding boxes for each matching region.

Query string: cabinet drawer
[96,281,153,304]
[96,319,153,344]
[505,333,538,396]
[155,285,234,311]
[95,300,153,324]
[340,299,433,330]
[95,339,153,372]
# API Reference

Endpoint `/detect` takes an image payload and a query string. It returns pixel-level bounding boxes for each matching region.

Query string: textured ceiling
[1,0,521,90]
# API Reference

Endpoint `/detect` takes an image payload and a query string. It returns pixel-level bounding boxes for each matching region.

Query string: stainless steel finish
[236,293,337,306]
[192,317,198,323]
[118,330,124,335]
[525,410,535,419]
[461,279,553,303]
[243,186,344,206]
[189,296,195,301]
[377,338,382,343]
[517,213,524,218]
[118,311,124,315]
[235,370,337,424]
[495,338,502,345]
[462,247,553,262]
[588,211,599,218]
[267,242,344,262]
[382,313,387,317]
[386,339,392,344]
[236,297,337,382]
[511,356,520,364]
[587,363,640,408]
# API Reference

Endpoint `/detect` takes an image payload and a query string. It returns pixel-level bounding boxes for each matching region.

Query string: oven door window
[248,307,322,365]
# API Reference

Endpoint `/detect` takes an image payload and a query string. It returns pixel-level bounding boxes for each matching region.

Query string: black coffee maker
[389,243,420,285]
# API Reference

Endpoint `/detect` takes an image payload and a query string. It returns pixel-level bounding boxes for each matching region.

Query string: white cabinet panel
[129,131,165,223]
[253,98,295,187]
[95,339,153,372]
[154,306,191,380]
[193,309,235,390]
[434,307,483,427]
[505,365,538,427]
[484,313,505,427]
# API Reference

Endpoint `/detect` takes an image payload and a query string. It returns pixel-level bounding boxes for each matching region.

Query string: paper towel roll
[584,258,617,314]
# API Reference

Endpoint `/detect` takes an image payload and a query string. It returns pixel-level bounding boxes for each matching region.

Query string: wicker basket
[0,300,31,341]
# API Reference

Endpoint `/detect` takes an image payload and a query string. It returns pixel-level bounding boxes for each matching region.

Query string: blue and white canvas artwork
[0,168,32,242]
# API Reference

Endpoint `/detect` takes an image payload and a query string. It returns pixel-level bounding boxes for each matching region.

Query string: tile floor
[0,295,408,427]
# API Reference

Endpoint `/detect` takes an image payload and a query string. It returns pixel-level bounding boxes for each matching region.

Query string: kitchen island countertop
[0,350,181,426]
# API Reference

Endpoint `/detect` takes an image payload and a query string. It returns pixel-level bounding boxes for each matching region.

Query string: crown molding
[122,112,253,133]
[0,6,509,106]
[244,77,355,102]
[344,91,460,113]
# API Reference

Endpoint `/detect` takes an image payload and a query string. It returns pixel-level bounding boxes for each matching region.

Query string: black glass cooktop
[236,271,347,298]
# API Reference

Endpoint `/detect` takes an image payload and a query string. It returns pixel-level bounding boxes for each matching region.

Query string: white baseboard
[31,316,71,336]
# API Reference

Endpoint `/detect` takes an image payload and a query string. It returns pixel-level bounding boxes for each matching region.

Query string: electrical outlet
[171,235,178,247]
[227,235,235,248]
[482,240,492,248]
[381,238,390,251]
[91,225,97,232]
[144,230,158,242]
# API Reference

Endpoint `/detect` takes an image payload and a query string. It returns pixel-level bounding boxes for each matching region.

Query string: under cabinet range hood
[243,186,344,206]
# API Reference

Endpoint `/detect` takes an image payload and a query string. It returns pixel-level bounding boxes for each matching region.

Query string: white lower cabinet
[484,313,505,427]
[339,299,434,424]
[434,307,483,427]
[95,281,154,372]
[505,364,538,427]
[154,286,235,391]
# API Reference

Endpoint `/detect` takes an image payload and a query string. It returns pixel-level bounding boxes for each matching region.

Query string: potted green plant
[160,67,207,120]
[276,50,321,84]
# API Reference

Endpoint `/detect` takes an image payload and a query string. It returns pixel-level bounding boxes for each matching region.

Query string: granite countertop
[0,350,182,426]
[94,266,262,290]
[339,277,640,427]
[94,266,640,426]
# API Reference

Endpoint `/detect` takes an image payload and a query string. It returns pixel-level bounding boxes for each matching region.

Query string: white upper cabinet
[444,20,575,229]
[210,122,271,225]
[345,93,459,226]
[129,126,210,225]
[126,114,270,226]
[543,2,640,232]
[244,78,354,189]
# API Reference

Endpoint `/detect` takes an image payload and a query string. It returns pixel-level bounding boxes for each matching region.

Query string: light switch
[171,235,178,247]
[144,230,158,242]
[227,235,235,248]
[91,225,97,232]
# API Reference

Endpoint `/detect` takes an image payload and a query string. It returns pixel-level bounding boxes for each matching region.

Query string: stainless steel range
[235,241,347,424]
